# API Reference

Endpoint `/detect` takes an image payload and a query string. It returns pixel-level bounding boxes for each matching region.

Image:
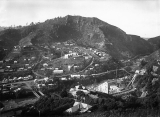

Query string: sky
[0,0,160,38]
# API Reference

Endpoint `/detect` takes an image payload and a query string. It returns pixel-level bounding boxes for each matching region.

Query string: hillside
[144,49,160,62]
[148,36,160,49]
[0,26,7,32]
[0,15,154,60]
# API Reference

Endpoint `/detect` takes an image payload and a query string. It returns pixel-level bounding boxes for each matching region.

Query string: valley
[0,15,160,117]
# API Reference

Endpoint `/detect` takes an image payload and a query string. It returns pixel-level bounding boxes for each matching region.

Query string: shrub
[34,95,75,116]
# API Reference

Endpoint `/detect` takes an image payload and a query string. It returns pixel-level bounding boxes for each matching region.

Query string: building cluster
[34,78,56,90]
[1,75,33,83]
[0,54,36,73]
[63,52,79,59]
[135,69,146,75]
[39,50,91,77]
[93,50,109,61]
[63,41,75,46]
[0,80,33,95]
[13,46,21,53]
[51,41,75,50]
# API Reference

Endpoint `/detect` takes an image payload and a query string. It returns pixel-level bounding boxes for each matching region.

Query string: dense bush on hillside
[33,95,75,116]
[148,36,160,49]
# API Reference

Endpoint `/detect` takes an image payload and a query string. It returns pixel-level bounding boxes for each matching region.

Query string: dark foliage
[34,94,75,116]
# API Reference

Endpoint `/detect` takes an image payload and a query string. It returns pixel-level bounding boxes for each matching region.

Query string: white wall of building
[95,81,109,94]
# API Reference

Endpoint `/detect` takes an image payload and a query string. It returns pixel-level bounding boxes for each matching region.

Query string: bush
[102,98,116,110]
[34,95,75,116]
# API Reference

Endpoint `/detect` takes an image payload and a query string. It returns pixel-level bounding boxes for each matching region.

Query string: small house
[70,74,81,78]
[14,61,17,64]
[43,63,48,67]
[53,70,63,74]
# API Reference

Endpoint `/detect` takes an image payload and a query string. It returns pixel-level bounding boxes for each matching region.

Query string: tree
[140,60,147,67]
[30,22,34,26]
[34,95,75,116]
[60,88,68,98]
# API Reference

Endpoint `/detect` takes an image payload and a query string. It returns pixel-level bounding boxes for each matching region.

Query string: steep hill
[145,49,160,62]
[148,36,160,49]
[0,15,154,60]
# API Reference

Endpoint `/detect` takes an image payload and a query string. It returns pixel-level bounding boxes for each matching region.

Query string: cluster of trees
[135,75,160,109]
[76,90,140,111]
[22,94,75,116]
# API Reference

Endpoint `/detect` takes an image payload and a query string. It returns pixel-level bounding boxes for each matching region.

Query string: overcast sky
[0,0,160,38]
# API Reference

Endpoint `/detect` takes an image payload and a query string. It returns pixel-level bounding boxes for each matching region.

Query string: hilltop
[0,26,6,32]
[0,15,154,60]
